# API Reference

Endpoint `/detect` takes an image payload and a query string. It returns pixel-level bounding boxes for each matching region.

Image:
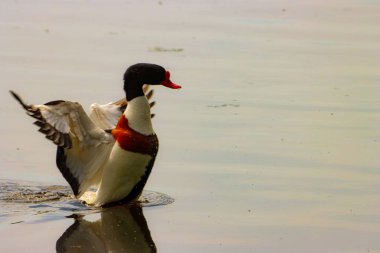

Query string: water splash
[0,179,174,222]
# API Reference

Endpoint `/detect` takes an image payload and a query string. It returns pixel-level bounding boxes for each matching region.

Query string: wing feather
[89,85,156,130]
[10,91,114,197]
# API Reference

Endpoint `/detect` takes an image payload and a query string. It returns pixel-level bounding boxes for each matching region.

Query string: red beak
[161,71,182,89]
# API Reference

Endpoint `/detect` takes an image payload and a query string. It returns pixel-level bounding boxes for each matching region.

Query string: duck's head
[124,63,181,101]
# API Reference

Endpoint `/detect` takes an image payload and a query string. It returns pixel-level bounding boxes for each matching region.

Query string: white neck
[124,96,154,135]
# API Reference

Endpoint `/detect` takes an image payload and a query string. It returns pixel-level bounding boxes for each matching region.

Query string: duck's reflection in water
[56,204,156,253]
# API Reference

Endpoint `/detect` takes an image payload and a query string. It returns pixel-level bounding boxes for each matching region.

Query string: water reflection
[56,204,156,253]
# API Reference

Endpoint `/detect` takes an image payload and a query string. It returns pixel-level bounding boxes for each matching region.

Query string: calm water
[1,0,379,252]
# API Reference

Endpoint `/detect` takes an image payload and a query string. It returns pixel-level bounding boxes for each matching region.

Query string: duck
[10,63,181,207]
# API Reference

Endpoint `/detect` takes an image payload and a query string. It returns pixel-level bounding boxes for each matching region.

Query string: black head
[123,63,181,101]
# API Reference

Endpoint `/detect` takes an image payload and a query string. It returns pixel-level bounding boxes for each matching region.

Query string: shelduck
[10,63,181,207]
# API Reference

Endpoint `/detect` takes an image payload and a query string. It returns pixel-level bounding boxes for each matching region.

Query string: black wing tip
[10,91,41,118]
[9,90,19,99]
[10,90,29,110]
[9,90,17,98]
[11,91,73,149]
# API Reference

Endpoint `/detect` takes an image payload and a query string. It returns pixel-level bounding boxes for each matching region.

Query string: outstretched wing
[10,91,114,197]
[89,86,155,130]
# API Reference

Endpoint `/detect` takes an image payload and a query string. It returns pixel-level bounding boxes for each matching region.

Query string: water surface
[0,0,379,252]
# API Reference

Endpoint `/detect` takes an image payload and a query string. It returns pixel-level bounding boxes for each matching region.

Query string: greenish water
[0,0,379,252]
